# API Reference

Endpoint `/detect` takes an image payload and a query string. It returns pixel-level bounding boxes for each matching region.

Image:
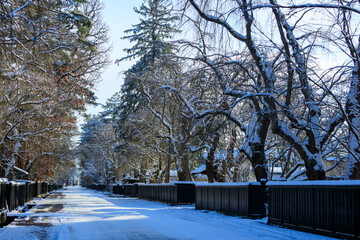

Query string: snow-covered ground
[0,186,338,240]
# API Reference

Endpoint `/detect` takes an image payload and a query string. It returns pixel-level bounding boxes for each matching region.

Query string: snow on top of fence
[266,180,360,186]
[135,181,263,186]
[0,178,8,183]
[8,181,26,185]
[173,181,196,185]
[14,179,35,184]
[140,183,175,186]
[116,182,263,186]
[194,182,262,186]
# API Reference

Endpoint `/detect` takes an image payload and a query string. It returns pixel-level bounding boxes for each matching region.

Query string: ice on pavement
[0,186,338,240]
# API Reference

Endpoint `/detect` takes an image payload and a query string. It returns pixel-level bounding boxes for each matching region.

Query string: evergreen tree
[120,0,178,62]
[115,0,178,124]
[99,92,123,124]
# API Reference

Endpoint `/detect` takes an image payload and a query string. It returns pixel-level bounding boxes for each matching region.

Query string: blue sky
[86,0,142,114]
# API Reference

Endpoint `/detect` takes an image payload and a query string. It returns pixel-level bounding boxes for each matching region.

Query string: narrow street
[0,186,337,240]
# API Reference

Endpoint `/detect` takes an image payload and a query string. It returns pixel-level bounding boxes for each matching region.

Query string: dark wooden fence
[112,184,124,195]
[0,181,61,212]
[176,183,196,204]
[124,184,138,197]
[88,184,106,191]
[138,184,177,203]
[25,182,35,202]
[119,183,195,204]
[0,180,6,210]
[195,182,266,218]
[105,180,360,239]
[102,184,137,196]
[268,181,360,239]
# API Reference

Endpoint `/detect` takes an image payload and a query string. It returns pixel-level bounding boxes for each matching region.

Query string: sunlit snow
[0,186,338,240]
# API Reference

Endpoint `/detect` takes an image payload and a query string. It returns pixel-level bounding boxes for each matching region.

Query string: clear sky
[86,0,142,115]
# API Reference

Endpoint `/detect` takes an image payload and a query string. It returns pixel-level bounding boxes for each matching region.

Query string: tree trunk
[152,155,161,183]
[206,131,219,183]
[217,160,228,182]
[304,156,326,180]
[224,128,236,181]
[250,142,268,182]
[243,112,270,182]
[345,45,360,179]
[178,153,192,181]
[232,153,246,182]
[232,163,239,182]
[164,151,171,183]
[140,161,147,183]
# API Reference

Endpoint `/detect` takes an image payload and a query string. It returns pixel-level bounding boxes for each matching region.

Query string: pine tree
[115,0,178,123]
[120,0,178,62]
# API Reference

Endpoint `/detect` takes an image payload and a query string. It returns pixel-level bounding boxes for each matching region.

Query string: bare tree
[181,0,350,180]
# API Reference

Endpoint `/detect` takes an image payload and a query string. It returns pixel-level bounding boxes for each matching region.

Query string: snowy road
[0,186,338,240]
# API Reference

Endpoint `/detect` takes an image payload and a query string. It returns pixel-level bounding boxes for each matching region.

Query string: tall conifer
[115,0,178,123]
